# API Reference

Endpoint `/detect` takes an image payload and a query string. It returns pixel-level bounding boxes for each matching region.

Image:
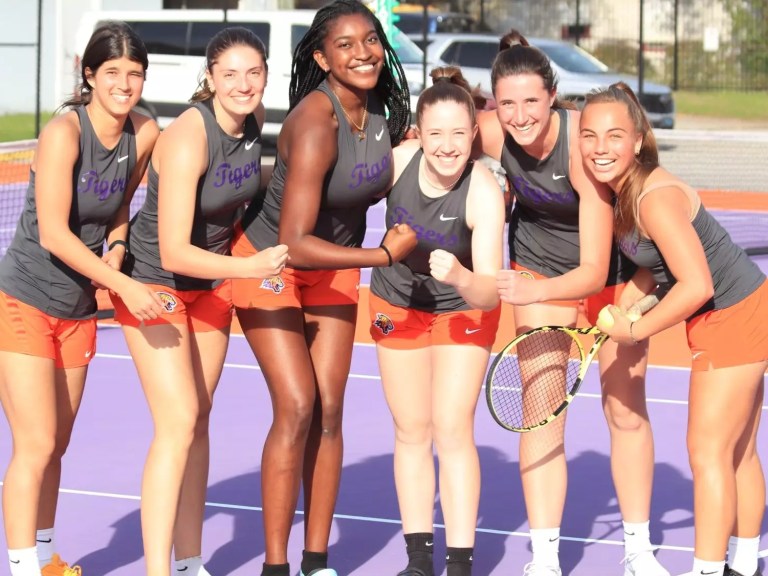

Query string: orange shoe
[41,554,82,576]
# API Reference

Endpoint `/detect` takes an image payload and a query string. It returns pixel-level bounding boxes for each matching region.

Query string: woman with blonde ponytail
[474,31,669,576]
[580,81,768,576]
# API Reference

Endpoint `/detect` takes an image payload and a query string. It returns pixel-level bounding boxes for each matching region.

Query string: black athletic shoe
[723,565,762,576]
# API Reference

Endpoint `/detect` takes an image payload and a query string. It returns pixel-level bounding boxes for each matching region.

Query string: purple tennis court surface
[1,325,767,575]
[1,202,768,575]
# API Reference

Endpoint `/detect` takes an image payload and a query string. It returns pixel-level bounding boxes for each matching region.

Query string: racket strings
[489,330,582,430]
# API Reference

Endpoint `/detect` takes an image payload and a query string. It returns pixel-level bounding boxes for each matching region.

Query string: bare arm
[619,185,712,343]
[277,93,414,269]
[430,162,504,310]
[156,108,286,280]
[35,112,163,320]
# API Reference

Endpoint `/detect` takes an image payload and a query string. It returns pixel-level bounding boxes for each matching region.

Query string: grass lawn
[2,91,768,142]
[674,90,768,121]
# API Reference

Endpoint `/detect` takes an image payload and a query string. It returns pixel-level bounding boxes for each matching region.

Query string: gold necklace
[420,160,463,191]
[333,89,368,141]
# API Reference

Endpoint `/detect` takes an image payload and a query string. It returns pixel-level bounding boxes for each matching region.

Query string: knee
[318,396,345,437]
[154,406,200,450]
[273,397,315,441]
[394,419,432,448]
[688,435,730,476]
[15,430,57,470]
[602,399,649,433]
[432,415,472,452]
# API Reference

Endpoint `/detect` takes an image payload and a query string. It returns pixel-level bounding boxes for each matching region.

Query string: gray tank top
[501,108,634,284]
[241,79,393,257]
[128,100,262,291]
[0,106,137,319]
[370,150,473,313]
[620,203,765,319]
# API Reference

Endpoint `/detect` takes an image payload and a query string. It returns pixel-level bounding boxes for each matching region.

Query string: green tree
[724,0,768,88]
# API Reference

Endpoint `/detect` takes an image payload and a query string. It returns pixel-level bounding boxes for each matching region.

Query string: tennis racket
[486,294,659,433]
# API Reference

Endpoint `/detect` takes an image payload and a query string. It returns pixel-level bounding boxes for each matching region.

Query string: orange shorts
[368,292,501,349]
[231,229,360,309]
[0,290,96,368]
[686,279,768,371]
[510,261,625,325]
[111,281,233,332]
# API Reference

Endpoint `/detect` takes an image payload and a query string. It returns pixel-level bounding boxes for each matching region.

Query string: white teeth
[355,64,374,71]
[515,125,533,132]
[594,159,614,166]
[112,95,129,103]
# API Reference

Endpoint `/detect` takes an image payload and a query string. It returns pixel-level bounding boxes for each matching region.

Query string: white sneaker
[622,549,671,576]
[523,562,562,575]
[300,570,338,576]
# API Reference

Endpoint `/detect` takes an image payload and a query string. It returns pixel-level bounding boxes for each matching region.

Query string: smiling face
[84,56,145,116]
[418,99,477,185]
[493,72,556,149]
[207,44,268,118]
[313,13,384,93]
[579,101,643,191]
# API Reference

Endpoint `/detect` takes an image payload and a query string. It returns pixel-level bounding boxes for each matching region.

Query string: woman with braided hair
[231,1,416,575]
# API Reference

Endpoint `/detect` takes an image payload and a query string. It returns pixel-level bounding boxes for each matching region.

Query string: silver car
[422,32,675,129]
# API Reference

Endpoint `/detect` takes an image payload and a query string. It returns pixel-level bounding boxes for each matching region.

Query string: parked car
[74,9,426,141]
[395,9,477,49]
[423,33,675,128]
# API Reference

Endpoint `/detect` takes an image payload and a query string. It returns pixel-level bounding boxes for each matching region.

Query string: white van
[73,9,425,142]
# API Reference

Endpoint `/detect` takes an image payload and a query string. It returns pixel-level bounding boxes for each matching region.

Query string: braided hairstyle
[289,0,411,145]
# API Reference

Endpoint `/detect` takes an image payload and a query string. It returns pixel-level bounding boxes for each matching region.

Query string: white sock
[35,528,55,567]
[8,547,42,576]
[691,557,725,575]
[175,555,212,575]
[623,520,653,554]
[728,535,759,576]
[530,527,560,567]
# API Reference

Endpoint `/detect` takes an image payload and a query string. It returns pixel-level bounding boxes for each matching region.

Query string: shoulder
[281,91,338,155]
[469,160,503,197]
[37,111,81,152]
[159,107,207,149]
[129,111,160,151]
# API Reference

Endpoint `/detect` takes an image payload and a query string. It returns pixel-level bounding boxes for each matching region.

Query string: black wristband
[108,239,128,252]
[380,244,393,267]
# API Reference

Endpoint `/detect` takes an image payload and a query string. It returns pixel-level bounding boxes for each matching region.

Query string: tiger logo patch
[261,276,285,294]
[373,312,395,335]
[156,291,178,312]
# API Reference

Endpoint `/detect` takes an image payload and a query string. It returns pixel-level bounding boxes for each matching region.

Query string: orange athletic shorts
[111,281,233,332]
[686,279,768,371]
[510,261,625,325]
[368,292,501,349]
[0,290,96,368]
[230,228,360,309]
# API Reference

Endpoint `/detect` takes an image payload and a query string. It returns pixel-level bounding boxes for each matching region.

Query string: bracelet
[108,239,128,252]
[628,321,639,345]
[380,245,393,267]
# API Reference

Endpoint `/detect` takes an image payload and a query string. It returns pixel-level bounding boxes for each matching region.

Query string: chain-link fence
[404,0,767,91]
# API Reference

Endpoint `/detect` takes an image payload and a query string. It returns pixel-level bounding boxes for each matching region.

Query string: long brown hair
[583,82,659,238]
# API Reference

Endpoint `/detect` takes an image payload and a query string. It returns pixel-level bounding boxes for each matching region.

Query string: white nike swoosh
[552,173,566,180]
[692,351,704,359]
[375,126,385,141]
[439,214,458,221]
[117,155,129,163]
[465,328,482,334]
[244,139,257,150]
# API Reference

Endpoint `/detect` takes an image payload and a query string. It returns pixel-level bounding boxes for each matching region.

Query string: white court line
[0,482,700,554]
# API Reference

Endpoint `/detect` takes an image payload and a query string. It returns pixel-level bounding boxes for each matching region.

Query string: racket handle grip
[627,294,660,318]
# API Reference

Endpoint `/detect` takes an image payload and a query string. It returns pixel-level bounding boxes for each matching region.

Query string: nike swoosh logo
[177,567,189,572]
[548,536,560,542]
[439,214,458,221]
[700,571,718,575]
[425,542,434,547]
[117,155,129,163]
[465,328,482,335]
[552,173,566,180]
[375,126,385,141]
[10,560,20,564]
[37,538,52,543]
[623,531,635,536]
[244,139,257,150]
